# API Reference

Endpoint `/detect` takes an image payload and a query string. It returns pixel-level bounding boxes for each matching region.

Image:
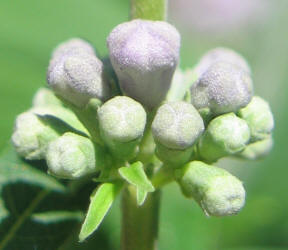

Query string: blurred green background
[0,0,288,249]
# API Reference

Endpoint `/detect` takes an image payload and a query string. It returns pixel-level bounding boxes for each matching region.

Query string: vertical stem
[130,0,167,21]
[121,1,167,250]
[121,186,161,250]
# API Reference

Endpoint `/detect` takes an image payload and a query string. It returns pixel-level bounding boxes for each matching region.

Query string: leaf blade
[118,162,155,206]
[79,182,122,242]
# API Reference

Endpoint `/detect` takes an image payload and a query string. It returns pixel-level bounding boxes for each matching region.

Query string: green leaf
[0,145,66,222]
[119,162,155,206]
[31,210,84,224]
[79,182,123,242]
[34,107,89,137]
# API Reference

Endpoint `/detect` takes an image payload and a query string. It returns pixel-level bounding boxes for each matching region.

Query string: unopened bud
[155,143,194,167]
[47,43,108,107]
[238,96,274,142]
[51,38,95,59]
[198,113,250,162]
[12,111,59,160]
[152,102,204,150]
[98,96,146,158]
[175,161,245,216]
[191,62,253,115]
[195,47,251,76]
[107,19,180,109]
[46,132,98,179]
[239,135,273,160]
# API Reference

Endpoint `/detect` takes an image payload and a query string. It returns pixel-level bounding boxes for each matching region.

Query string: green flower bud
[175,161,245,216]
[12,111,59,160]
[191,62,253,115]
[195,47,251,76]
[152,102,204,150]
[155,143,194,167]
[198,113,250,162]
[107,19,180,109]
[98,96,146,158]
[238,96,274,142]
[32,88,63,107]
[47,45,109,107]
[239,135,273,160]
[46,132,98,179]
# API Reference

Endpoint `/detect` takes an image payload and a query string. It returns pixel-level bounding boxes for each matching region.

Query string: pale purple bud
[107,19,180,109]
[52,38,95,59]
[191,62,253,115]
[47,53,109,107]
[194,47,251,76]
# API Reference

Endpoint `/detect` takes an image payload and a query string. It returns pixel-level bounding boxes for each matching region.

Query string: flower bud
[155,143,194,167]
[107,19,180,109]
[12,111,59,160]
[98,96,146,158]
[32,88,63,107]
[239,135,273,160]
[191,62,253,115]
[175,161,245,216]
[47,46,108,107]
[195,47,251,76]
[198,113,250,162]
[51,38,95,59]
[46,132,98,179]
[238,96,274,142]
[152,102,204,150]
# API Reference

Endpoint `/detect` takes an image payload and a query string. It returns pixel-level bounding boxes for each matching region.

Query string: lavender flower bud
[46,132,98,179]
[195,47,251,76]
[51,38,95,59]
[175,161,245,217]
[238,96,274,142]
[152,102,204,150]
[98,96,146,158]
[198,113,250,162]
[191,62,253,115]
[12,111,59,160]
[47,53,109,107]
[107,19,180,109]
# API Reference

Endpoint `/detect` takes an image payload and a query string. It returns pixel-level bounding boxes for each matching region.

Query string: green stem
[130,0,167,21]
[121,186,161,250]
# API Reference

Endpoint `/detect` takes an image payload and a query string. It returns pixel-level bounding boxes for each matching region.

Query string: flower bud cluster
[12,19,274,218]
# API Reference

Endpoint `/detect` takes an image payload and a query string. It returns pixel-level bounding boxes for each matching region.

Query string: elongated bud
[191,62,253,115]
[239,135,273,160]
[32,88,63,107]
[47,40,109,107]
[46,132,98,179]
[175,161,245,216]
[98,96,146,158]
[152,102,204,150]
[238,96,274,142]
[12,111,59,160]
[198,113,250,162]
[107,19,180,109]
[195,47,251,76]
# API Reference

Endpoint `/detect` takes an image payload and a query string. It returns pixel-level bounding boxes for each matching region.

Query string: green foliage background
[0,0,288,249]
